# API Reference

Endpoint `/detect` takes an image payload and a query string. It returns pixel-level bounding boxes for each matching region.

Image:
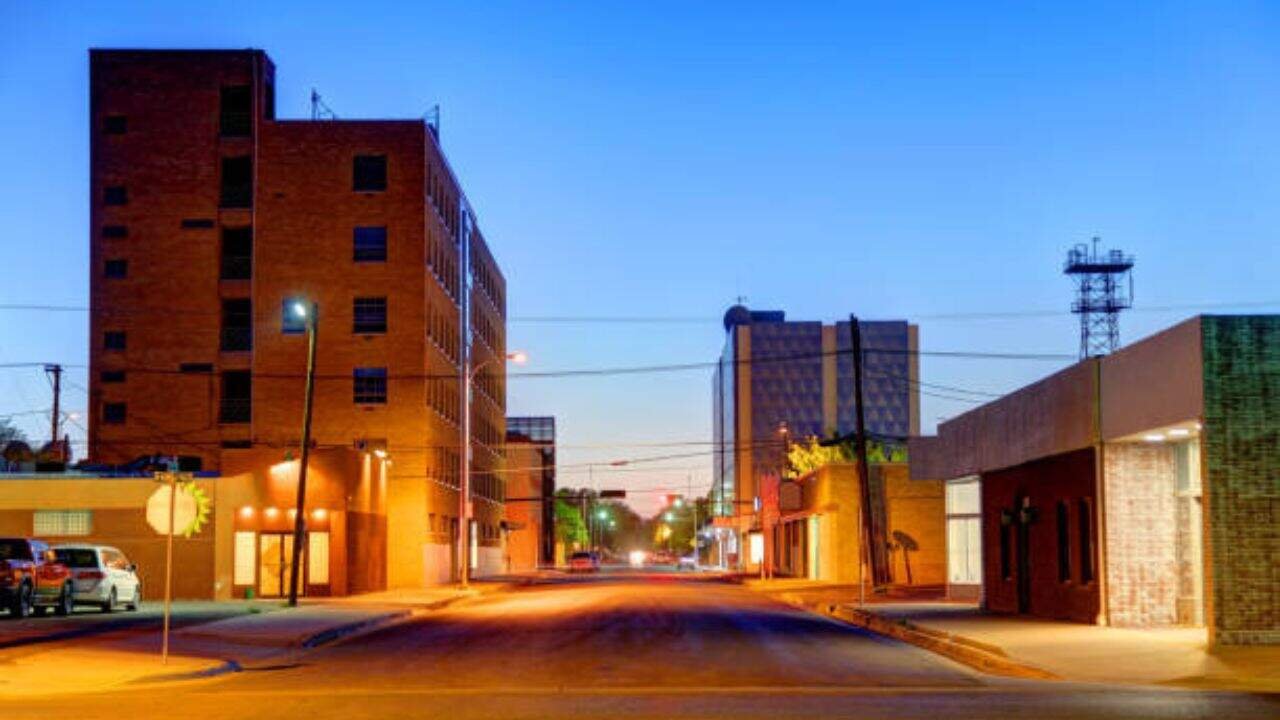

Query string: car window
[114,551,133,570]
[104,550,126,570]
[0,540,33,561]
[54,548,99,568]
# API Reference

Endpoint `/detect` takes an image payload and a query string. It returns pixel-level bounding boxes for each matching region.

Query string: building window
[233,531,256,585]
[220,156,253,208]
[353,367,387,404]
[353,297,387,334]
[179,363,214,374]
[34,510,92,536]
[1056,501,1071,583]
[353,226,387,262]
[102,402,126,425]
[102,225,128,239]
[1078,499,1094,583]
[104,186,127,206]
[220,227,252,280]
[103,331,126,351]
[1000,523,1012,581]
[103,115,127,135]
[181,218,215,229]
[219,85,252,137]
[220,298,252,351]
[100,370,126,383]
[308,532,330,585]
[282,297,307,335]
[219,370,251,424]
[353,155,387,192]
[104,259,128,279]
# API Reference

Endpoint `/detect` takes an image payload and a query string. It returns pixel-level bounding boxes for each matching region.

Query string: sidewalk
[743,579,1279,692]
[0,586,485,697]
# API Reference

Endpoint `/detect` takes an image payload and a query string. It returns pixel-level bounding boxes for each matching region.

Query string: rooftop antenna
[310,88,338,121]
[1064,236,1135,358]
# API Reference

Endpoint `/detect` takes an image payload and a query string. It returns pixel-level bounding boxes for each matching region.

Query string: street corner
[0,646,232,698]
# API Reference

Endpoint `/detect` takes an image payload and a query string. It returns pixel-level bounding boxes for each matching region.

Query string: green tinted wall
[1201,315,1280,645]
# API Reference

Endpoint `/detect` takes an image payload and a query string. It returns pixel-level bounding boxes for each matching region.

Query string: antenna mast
[1064,237,1135,358]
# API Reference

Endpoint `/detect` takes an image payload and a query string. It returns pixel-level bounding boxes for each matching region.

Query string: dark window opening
[220,156,253,209]
[353,155,387,192]
[353,297,387,334]
[1057,502,1071,583]
[263,81,276,121]
[353,367,387,404]
[102,225,128,238]
[220,298,252,351]
[181,218,215,229]
[1000,523,1012,581]
[104,186,127,206]
[219,85,252,138]
[99,370,125,384]
[220,227,252,280]
[282,297,307,334]
[178,362,214,374]
[103,115,127,135]
[219,370,252,424]
[353,226,388,262]
[104,259,128,279]
[1078,499,1094,583]
[104,331,126,351]
[102,402,126,425]
[221,439,253,449]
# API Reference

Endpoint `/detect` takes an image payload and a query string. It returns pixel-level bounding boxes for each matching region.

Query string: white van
[52,545,142,612]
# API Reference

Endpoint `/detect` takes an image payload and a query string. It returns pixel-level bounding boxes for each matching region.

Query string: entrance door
[258,533,301,598]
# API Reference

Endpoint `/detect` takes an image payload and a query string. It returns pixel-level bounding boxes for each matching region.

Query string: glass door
[258,533,300,598]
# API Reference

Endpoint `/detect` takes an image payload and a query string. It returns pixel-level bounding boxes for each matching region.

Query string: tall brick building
[88,49,509,589]
[911,315,1280,646]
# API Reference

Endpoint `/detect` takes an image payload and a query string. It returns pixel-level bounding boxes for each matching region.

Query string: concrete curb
[813,600,1059,681]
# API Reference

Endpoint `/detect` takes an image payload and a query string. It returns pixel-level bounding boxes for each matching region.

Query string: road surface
[19,574,1280,718]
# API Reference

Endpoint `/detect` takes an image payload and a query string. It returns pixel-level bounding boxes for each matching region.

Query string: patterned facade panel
[749,322,826,477]
[836,320,912,438]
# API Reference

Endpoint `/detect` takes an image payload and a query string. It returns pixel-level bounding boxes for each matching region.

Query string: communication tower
[1064,237,1134,358]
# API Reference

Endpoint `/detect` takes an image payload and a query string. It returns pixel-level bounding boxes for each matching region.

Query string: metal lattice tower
[1064,237,1135,358]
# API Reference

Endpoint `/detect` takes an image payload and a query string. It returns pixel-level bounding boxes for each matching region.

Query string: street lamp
[458,349,526,589]
[287,299,318,607]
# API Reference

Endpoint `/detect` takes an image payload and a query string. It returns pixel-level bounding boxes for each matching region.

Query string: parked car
[677,554,697,571]
[0,538,74,618]
[568,551,600,573]
[53,544,141,613]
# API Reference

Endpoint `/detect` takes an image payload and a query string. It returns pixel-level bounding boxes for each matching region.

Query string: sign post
[146,470,207,664]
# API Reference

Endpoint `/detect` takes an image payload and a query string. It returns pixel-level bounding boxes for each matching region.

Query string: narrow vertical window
[1078,499,1094,583]
[1057,501,1071,583]
[219,85,252,137]
[219,370,252,424]
[220,298,252,351]
[220,156,253,208]
[220,227,252,280]
[1000,522,1012,581]
[353,155,387,192]
[353,367,387,404]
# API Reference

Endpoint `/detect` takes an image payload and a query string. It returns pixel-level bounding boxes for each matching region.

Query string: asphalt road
[16,574,1280,719]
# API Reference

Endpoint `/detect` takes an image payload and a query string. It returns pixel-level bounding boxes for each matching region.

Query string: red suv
[0,538,74,618]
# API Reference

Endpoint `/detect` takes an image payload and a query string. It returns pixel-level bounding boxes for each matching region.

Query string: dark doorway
[1015,495,1033,614]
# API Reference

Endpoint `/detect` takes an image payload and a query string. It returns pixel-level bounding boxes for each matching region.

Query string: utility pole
[287,300,318,607]
[849,316,881,592]
[44,364,62,455]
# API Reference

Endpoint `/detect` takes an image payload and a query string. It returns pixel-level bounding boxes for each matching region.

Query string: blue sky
[2,2,1278,512]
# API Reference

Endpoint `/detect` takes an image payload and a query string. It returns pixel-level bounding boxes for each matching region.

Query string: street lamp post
[458,349,526,589]
[287,300,318,607]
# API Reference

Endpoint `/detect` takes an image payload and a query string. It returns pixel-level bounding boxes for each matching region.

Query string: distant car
[651,551,675,565]
[568,551,600,573]
[677,554,697,571]
[53,545,141,613]
[0,538,74,618]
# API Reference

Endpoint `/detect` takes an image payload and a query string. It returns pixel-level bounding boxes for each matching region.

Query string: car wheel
[8,582,33,619]
[127,584,141,611]
[55,584,73,616]
[101,587,117,614]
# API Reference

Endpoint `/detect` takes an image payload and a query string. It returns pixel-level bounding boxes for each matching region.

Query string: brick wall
[982,448,1100,623]
[1201,315,1280,645]
[1103,443,1180,627]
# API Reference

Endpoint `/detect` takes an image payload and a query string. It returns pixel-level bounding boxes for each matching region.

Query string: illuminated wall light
[311,509,328,521]
[264,507,279,518]
[1168,428,1191,438]
[373,449,387,459]
[1143,434,1165,442]
[288,508,298,519]
[238,506,254,519]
